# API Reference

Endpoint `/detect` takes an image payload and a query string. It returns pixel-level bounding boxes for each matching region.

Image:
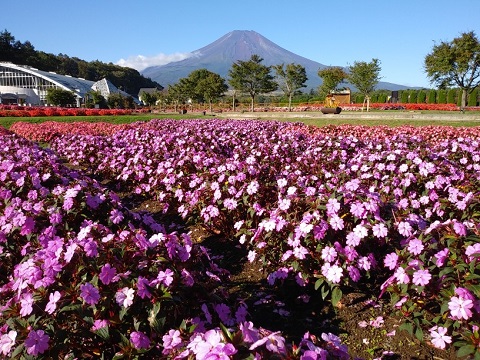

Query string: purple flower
[99,263,117,285]
[429,326,452,350]
[412,269,431,286]
[80,282,100,306]
[157,268,174,287]
[434,248,449,267]
[250,331,286,354]
[130,331,150,350]
[214,303,233,326]
[24,329,50,356]
[448,296,474,320]
[92,319,109,331]
[109,209,124,224]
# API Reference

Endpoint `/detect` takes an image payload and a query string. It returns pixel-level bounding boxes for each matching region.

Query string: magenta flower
[130,331,150,350]
[397,221,413,237]
[24,329,50,356]
[429,326,452,350]
[448,296,474,320]
[157,268,174,287]
[80,282,100,305]
[372,223,388,238]
[329,215,344,231]
[412,269,431,286]
[321,246,337,262]
[394,267,410,284]
[92,319,109,331]
[434,248,449,267]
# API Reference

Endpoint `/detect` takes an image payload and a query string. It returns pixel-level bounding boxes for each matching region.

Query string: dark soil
[121,192,459,360]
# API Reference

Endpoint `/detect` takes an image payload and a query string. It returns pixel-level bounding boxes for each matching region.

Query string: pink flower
[448,296,474,320]
[116,287,135,308]
[394,267,410,284]
[329,215,344,231]
[384,252,398,270]
[24,329,50,356]
[412,269,431,286]
[92,319,109,331]
[162,329,183,355]
[398,221,413,237]
[0,330,17,356]
[20,292,34,317]
[80,282,100,305]
[157,268,174,287]
[434,248,449,267]
[407,238,424,256]
[372,223,388,238]
[45,291,61,314]
[130,331,150,350]
[325,264,343,284]
[429,326,451,350]
[321,246,337,262]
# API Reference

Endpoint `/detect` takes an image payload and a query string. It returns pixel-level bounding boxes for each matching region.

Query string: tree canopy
[228,55,278,111]
[45,88,77,107]
[317,66,348,98]
[273,63,307,111]
[424,31,480,109]
[347,59,382,111]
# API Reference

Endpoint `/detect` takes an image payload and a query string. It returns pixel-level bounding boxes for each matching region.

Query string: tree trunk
[288,93,292,112]
[461,88,467,110]
[251,96,255,112]
[232,91,236,112]
[209,100,213,113]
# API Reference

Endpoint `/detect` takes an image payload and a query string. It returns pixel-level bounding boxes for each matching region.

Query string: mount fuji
[141,30,409,91]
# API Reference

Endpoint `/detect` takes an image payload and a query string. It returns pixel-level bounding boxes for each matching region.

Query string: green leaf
[58,303,83,314]
[314,278,323,291]
[11,343,25,358]
[456,344,475,357]
[414,326,424,342]
[399,322,413,336]
[331,287,343,307]
[94,326,110,340]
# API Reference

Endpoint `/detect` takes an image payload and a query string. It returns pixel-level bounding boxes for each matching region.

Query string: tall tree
[46,88,77,107]
[273,63,307,111]
[348,59,382,111]
[424,31,480,110]
[228,54,277,112]
[317,66,348,98]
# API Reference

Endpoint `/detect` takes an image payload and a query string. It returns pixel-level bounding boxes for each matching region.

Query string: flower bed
[2,119,480,358]
[0,105,135,117]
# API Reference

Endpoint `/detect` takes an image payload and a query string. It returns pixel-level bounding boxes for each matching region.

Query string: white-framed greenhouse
[0,62,131,106]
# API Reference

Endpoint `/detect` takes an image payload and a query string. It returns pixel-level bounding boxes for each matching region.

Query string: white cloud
[116,52,192,71]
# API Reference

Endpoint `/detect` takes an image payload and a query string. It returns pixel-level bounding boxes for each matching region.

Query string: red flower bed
[0,105,134,117]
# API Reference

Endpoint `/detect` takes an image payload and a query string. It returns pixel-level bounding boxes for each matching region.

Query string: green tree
[427,89,437,104]
[447,88,456,103]
[437,89,447,104]
[273,63,308,111]
[468,87,479,106]
[400,90,409,103]
[347,58,382,111]
[46,88,77,107]
[417,90,427,103]
[194,69,228,112]
[317,66,348,98]
[409,90,418,103]
[167,83,188,113]
[107,92,134,109]
[425,31,480,109]
[85,90,107,108]
[140,90,159,107]
[228,54,277,112]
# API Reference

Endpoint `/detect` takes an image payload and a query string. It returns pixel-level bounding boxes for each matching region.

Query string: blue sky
[2,0,479,88]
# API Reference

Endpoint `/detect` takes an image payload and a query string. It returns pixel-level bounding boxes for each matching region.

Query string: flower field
[1,118,480,359]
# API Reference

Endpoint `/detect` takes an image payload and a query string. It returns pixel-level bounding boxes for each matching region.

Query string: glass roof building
[0,62,132,106]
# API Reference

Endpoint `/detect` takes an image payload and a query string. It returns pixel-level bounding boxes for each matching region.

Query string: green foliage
[409,90,418,103]
[400,90,409,103]
[107,93,135,109]
[378,93,387,103]
[317,66,347,98]
[228,54,278,111]
[468,87,479,106]
[427,89,437,104]
[46,88,77,107]
[447,89,457,103]
[347,59,382,111]
[425,31,480,108]
[437,89,447,104]
[417,90,427,103]
[274,63,308,111]
[85,90,108,109]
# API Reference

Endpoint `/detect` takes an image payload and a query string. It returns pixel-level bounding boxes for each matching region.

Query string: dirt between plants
[124,194,460,360]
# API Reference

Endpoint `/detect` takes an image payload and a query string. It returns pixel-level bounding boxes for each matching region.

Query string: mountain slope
[142,30,409,91]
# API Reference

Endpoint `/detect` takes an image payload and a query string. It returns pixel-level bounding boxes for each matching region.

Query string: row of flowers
[0,128,350,359]
[0,105,137,117]
[3,119,480,358]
